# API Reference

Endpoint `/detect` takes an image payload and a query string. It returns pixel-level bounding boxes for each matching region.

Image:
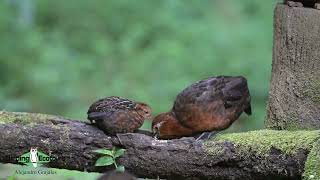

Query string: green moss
[285,119,318,131]
[59,125,71,143]
[0,111,61,125]
[303,140,320,180]
[285,120,305,130]
[205,129,320,156]
[203,142,227,157]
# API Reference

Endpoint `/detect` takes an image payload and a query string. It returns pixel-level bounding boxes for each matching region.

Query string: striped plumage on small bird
[88,96,152,135]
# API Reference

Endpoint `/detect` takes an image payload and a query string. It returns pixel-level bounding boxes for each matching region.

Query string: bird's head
[135,103,152,120]
[152,112,169,138]
[152,112,193,139]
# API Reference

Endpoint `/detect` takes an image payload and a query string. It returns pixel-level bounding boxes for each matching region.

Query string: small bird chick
[87,96,152,135]
[152,76,251,140]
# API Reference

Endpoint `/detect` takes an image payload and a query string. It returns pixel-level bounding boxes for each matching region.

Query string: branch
[0,111,319,180]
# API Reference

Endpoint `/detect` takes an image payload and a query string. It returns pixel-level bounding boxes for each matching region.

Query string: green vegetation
[0,111,59,125]
[0,0,278,132]
[205,130,320,155]
[94,148,126,172]
[303,140,320,180]
[205,130,320,180]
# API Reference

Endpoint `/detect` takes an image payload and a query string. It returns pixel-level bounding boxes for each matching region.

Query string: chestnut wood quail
[152,76,251,140]
[87,96,152,135]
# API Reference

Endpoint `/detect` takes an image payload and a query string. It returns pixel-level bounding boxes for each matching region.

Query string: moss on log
[303,139,320,180]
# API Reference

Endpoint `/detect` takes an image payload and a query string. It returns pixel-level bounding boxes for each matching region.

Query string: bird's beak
[153,131,159,140]
[152,126,160,139]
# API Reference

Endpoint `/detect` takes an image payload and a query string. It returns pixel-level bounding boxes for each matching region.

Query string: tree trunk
[0,111,319,180]
[266,4,320,130]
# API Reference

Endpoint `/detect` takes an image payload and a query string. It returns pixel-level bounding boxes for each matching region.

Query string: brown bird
[87,96,152,135]
[152,76,251,140]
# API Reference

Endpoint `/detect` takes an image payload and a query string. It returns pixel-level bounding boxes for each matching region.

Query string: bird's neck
[159,113,193,139]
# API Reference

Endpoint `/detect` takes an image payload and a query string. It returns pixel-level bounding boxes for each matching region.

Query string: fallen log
[0,111,319,180]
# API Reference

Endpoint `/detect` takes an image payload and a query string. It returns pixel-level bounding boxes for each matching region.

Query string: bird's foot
[195,131,218,141]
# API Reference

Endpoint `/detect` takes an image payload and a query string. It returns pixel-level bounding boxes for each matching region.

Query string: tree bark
[266,4,320,130]
[0,111,315,180]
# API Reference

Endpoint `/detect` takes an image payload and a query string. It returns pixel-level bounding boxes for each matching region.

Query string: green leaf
[95,156,114,166]
[114,149,126,158]
[93,149,113,156]
[116,165,125,172]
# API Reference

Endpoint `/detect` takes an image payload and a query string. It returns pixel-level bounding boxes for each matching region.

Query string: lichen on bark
[0,111,61,125]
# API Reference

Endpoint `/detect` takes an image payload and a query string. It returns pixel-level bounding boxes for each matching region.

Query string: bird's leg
[195,131,218,141]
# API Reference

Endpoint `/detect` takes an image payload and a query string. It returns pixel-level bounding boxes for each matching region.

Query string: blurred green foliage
[0,0,279,131]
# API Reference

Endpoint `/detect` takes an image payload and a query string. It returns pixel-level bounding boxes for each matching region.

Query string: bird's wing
[172,76,251,128]
[87,96,136,121]
[172,77,224,128]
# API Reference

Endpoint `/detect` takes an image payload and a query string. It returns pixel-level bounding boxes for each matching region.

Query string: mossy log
[0,111,319,180]
[266,4,320,130]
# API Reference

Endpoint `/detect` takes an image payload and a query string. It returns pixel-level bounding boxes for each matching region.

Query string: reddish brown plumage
[152,112,193,139]
[152,76,251,139]
[87,96,152,135]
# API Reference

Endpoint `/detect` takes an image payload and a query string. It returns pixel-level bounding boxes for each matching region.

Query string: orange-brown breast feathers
[173,100,232,132]
[152,112,193,139]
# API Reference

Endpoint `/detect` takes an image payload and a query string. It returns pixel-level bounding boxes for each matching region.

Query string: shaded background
[0,0,279,179]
